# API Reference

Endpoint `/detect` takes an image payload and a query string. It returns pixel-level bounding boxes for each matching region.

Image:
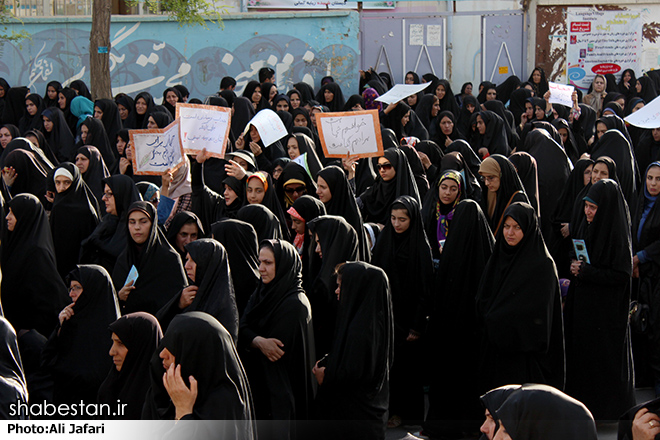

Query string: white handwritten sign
[245,109,288,147]
[129,120,185,175]
[625,95,660,129]
[176,103,231,159]
[315,110,384,159]
[548,82,575,108]
[375,83,431,105]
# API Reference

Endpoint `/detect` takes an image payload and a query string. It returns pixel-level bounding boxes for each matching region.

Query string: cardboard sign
[375,83,432,105]
[245,109,288,147]
[548,82,575,108]
[129,120,185,175]
[315,110,384,158]
[624,95,660,129]
[176,103,231,158]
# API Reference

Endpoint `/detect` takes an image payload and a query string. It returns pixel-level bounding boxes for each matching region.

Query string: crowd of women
[1,64,660,439]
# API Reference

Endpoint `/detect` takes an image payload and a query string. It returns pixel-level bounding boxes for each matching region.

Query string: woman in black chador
[157,238,239,343]
[112,201,186,315]
[371,195,433,427]
[565,178,635,419]
[142,312,255,439]
[1,193,68,337]
[97,312,163,419]
[424,200,495,439]
[633,162,660,397]
[238,239,316,440]
[475,202,565,394]
[211,218,261,316]
[42,265,121,412]
[312,262,393,440]
[0,316,28,419]
[80,174,141,273]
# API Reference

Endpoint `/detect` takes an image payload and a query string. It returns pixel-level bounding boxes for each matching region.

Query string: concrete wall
[0,12,359,100]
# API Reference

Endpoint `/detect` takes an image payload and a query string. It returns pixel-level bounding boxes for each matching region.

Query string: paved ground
[386,388,656,440]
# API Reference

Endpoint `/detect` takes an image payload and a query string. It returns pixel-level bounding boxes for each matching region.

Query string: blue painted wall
[0,12,359,100]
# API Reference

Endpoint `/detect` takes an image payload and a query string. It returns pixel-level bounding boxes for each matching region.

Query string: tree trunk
[89,0,112,100]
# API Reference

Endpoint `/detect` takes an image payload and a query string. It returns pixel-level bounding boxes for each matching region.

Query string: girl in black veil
[157,238,239,343]
[143,311,255,438]
[306,215,359,357]
[317,165,369,261]
[238,239,316,440]
[475,202,565,393]
[50,162,101,280]
[424,200,495,439]
[80,174,141,273]
[371,195,433,427]
[211,218,261,315]
[495,384,597,440]
[112,201,186,315]
[565,178,635,419]
[358,148,420,224]
[0,317,28,419]
[312,262,393,440]
[75,145,110,207]
[1,194,68,336]
[478,154,528,235]
[42,264,120,412]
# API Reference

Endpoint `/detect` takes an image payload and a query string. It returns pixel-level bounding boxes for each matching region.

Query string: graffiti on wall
[0,20,359,100]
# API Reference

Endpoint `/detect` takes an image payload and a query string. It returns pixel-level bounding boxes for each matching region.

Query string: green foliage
[0,3,30,43]
[126,0,227,29]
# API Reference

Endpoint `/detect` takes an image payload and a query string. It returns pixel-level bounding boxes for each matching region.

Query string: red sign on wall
[570,22,591,32]
[591,63,621,74]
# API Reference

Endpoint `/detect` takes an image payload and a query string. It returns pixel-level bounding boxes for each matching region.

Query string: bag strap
[495,190,525,235]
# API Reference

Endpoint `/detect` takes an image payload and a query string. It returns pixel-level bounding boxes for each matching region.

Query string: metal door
[361,15,445,84]
[481,14,525,84]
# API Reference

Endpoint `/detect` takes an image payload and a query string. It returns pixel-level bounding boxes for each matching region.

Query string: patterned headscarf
[362,87,382,112]
[435,170,463,243]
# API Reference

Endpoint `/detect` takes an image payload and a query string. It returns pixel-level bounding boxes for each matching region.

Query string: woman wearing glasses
[357,148,421,224]
[478,154,529,236]
[42,264,120,412]
[80,174,141,273]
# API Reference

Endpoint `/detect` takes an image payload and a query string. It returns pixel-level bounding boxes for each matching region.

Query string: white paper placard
[176,103,231,158]
[624,95,660,129]
[245,109,288,147]
[129,120,185,175]
[548,82,575,108]
[375,83,432,105]
[315,110,384,158]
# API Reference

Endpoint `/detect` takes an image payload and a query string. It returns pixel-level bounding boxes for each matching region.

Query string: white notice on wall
[427,25,442,47]
[409,24,424,46]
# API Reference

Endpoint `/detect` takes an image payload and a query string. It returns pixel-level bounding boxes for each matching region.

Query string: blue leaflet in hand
[124,265,139,286]
[572,239,590,264]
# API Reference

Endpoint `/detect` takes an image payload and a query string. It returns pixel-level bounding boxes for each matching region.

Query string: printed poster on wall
[566,8,643,90]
